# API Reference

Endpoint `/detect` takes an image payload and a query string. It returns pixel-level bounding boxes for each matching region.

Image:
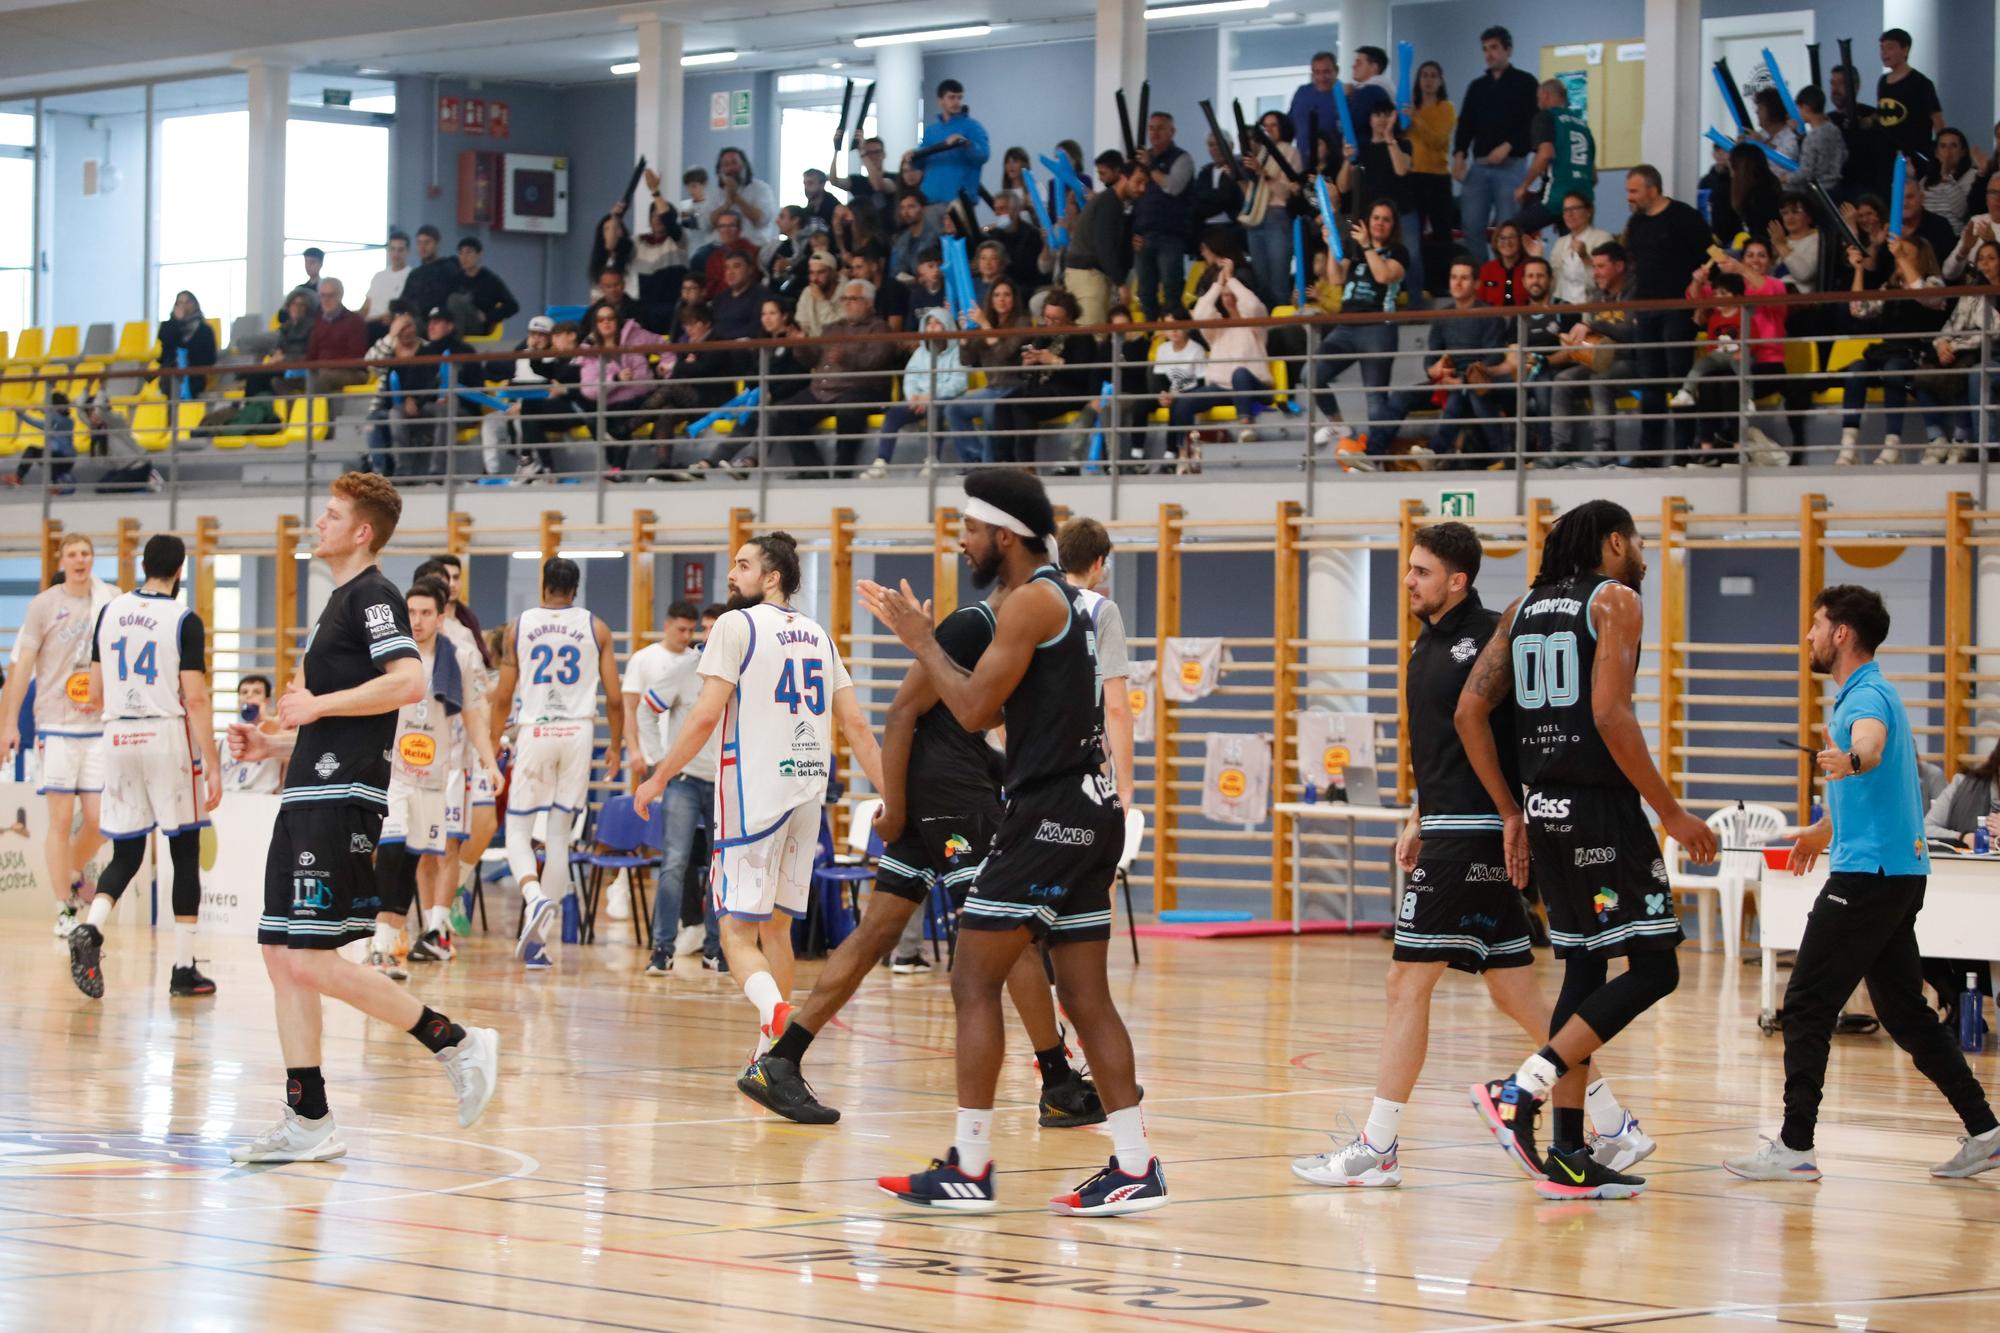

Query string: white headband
[962,495,1038,539]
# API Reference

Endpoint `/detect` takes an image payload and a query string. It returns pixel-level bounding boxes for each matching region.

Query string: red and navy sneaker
[1049,1155,1170,1217]
[877,1148,997,1211]
[1470,1077,1544,1179]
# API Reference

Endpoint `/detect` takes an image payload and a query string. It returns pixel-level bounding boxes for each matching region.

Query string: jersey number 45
[774,658,826,715]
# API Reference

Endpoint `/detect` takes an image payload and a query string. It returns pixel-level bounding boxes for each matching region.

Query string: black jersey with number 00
[909,601,1004,808]
[1509,574,1629,790]
[282,565,421,810]
[1001,568,1106,790]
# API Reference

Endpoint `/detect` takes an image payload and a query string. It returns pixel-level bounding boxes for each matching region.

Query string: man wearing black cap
[860,472,1168,1218]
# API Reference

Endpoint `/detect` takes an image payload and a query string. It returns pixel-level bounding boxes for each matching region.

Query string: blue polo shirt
[1827,660,1931,876]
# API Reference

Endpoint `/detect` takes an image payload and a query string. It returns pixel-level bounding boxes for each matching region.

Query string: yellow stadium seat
[10,327,46,364]
[0,332,8,361]
[128,399,173,452]
[46,326,80,361]
[113,321,156,363]
[0,408,21,456]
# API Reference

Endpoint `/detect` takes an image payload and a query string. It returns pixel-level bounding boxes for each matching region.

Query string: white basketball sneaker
[1291,1131,1401,1187]
[1588,1112,1657,1173]
[230,1109,347,1164]
[439,1025,501,1128]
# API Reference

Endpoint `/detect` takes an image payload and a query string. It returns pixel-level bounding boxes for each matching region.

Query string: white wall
[42,108,147,329]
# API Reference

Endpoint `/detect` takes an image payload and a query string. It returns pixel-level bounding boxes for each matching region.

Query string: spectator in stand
[709,252,772,341]
[1876,28,1944,164]
[1347,46,1395,127]
[511,320,587,479]
[699,210,762,298]
[1945,177,2000,281]
[363,306,465,479]
[597,267,670,335]
[692,298,810,475]
[757,278,897,475]
[649,302,748,474]
[413,224,441,267]
[3,390,77,492]
[363,310,423,474]
[908,246,949,321]
[762,205,810,288]
[1365,257,1510,468]
[1784,87,1848,196]
[1403,61,1457,294]
[1339,100,1422,297]
[155,290,216,400]
[1132,112,1196,320]
[917,79,990,204]
[1309,201,1408,456]
[890,189,940,280]
[1484,255,1567,456]
[1928,240,2000,462]
[989,289,1095,466]
[1839,231,1947,465]
[1172,253,1272,462]
[1540,193,1612,303]
[982,193,1046,293]
[578,299,666,477]
[840,138,897,235]
[1064,162,1145,325]
[677,166,710,240]
[1830,64,1894,198]
[1713,142,1783,246]
[590,205,636,296]
[1927,129,1977,230]
[1289,52,1342,167]
[1622,164,1716,466]
[1453,26,1540,263]
[699,147,776,246]
[440,237,519,337]
[289,247,325,304]
[633,182,692,306]
[996,148,1032,215]
[947,277,1032,463]
[478,314,559,476]
[305,277,370,394]
[866,308,967,477]
[1769,193,1825,294]
[1476,221,1532,306]
[1099,306,1156,466]
[1672,243,1796,465]
[795,252,841,336]
[1192,134,1247,238]
[801,168,838,228]
[1144,310,1205,467]
[1752,88,1802,165]
[845,243,909,331]
[1237,111,1302,307]
[1550,241,1637,466]
[361,230,412,335]
[970,239,1009,306]
[670,274,707,337]
[1088,145,1121,188]
[1513,79,1594,239]
[1894,170,1960,268]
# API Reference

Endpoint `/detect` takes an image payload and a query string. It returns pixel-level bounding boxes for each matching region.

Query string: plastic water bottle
[1959,973,1985,1054]
[1809,798,1823,825]
[1302,777,1318,805]
[1979,824,1991,855]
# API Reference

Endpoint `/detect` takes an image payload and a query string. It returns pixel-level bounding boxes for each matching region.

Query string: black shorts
[1392,841,1534,973]
[1525,782,1682,959]
[874,799,999,906]
[961,772,1123,944]
[258,803,385,950]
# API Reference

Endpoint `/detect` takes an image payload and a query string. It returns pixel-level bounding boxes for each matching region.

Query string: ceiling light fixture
[610,51,741,76]
[1145,0,1271,19]
[854,25,993,48]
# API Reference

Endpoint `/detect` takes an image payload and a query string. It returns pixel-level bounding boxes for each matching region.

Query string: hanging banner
[438,95,461,135]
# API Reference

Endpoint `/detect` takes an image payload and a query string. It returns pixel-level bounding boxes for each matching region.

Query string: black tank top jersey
[1001,567,1106,790]
[1509,574,1631,790]
[1407,590,1518,845]
[282,564,421,809]
[909,601,1004,806]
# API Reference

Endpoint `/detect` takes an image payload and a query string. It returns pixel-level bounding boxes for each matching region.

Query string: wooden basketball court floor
[2,918,1996,1331]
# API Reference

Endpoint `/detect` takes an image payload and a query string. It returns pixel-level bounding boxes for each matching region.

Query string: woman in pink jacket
[578,300,673,475]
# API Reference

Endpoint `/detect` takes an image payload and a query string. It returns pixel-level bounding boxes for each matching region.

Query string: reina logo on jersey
[399,734,437,767]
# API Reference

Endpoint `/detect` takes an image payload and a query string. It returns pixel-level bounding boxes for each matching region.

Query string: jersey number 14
[111,637,159,685]
[1512,631,1580,710]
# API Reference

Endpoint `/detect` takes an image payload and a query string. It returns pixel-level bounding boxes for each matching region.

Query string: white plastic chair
[1116,807,1146,965]
[840,797,883,863]
[1666,802,1786,962]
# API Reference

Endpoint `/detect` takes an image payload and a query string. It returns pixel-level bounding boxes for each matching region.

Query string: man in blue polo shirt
[1726,585,1999,1182]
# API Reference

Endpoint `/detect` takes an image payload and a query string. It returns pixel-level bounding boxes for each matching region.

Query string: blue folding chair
[799,804,881,954]
[581,795,664,946]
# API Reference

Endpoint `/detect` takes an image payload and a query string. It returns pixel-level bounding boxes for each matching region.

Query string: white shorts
[99,719,202,839]
[714,800,819,921]
[36,732,105,796]
[381,780,449,856]
[508,721,594,818]
[444,766,468,841]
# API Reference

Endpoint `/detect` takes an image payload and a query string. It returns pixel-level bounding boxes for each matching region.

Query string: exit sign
[1438,490,1475,518]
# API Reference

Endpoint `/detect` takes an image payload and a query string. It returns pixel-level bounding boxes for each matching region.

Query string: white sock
[174,921,196,968]
[1883,432,1901,450]
[426,906,449,935]
[1514,1051,1562,1100]
[542,809,574,898]
[1108,1105,1150,1173]
[1839,426,1859,447]
[1585,1078,1627,1135]
[374,921,399,953]
[1362,1097,1404,1151]
[86,894,114,929]
[954,1107,993,1174]
[743,970,783,1030]
[504,813,542,896]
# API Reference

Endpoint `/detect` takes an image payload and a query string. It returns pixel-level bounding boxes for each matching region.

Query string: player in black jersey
[860,471,1167,1217]
[224,473,500,1164]
[1456,499,1717,1199]
[1292,523,1646,1189]
[738,589,1102,1127]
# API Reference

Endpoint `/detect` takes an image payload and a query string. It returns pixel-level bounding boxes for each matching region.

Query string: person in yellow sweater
[1403,60,1457,299]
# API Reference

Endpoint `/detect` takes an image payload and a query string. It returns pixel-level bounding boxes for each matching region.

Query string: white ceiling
[0,0,1321,95]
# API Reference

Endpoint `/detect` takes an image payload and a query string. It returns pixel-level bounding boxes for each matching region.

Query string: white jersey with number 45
[702,602,853,846]
[513,605,597,724]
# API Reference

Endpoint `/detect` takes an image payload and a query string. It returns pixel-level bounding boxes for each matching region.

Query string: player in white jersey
[67,534,224,999]
[224,675,285,794]
[371,578,497,976]
[624,600,715,973]
[0,531,119,935]
[418,555,499,938]
[635,533,883,1058]
[490,556,622,970]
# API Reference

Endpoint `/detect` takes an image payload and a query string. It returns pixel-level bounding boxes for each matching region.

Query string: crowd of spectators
[83,24,2000,488]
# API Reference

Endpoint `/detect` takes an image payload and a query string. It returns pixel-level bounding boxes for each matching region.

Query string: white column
[1882,1,1941,83]
[1093,0,1146,158]
[1640,0,1701,197]
[1305,549,1370,705]
[242,59,290,314]
[1341,0,1390,59]
[630,15,686,197]
[874,42,924,160]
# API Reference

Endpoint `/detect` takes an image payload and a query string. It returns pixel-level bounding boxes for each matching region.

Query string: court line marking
[1412,1286,2000,1333]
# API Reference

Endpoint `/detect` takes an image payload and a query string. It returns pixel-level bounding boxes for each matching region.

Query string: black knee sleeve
[1551,954,1609,1036]
[376,843,418,917]
[96,836,148,904]
[1575,949,1681,1043]
[167,830,202,917]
